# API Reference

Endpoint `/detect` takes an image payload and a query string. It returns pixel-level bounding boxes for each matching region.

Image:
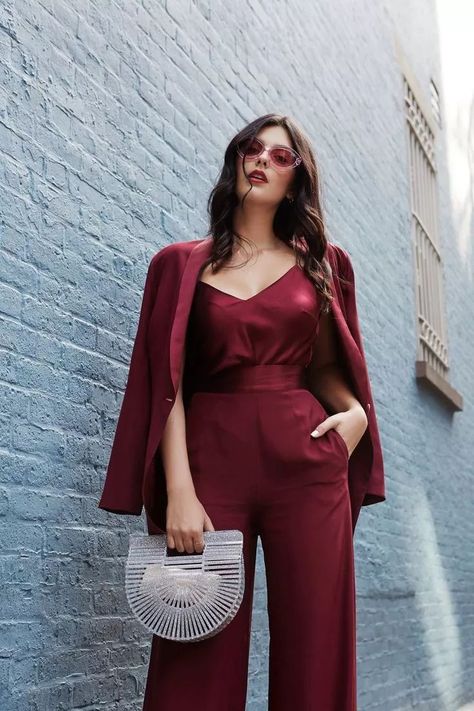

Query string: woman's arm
[160,349,195,495]
[159,343,215,553]
[307,309,361,413]
[307,309,367,455]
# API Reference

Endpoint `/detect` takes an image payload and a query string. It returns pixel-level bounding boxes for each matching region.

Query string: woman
[99,113,385,710]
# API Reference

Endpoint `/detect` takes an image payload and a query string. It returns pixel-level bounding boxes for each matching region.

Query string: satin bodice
[187,264,322,379]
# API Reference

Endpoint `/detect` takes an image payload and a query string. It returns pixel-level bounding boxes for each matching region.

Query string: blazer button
[367,403,371,412]
[165,397,174,402]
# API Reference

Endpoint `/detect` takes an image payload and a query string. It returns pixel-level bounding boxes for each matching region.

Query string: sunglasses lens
[238,137,262,158]
[270,147,297,168]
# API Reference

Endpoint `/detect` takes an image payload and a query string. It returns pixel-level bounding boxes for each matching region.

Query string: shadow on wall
[403,483,472,711]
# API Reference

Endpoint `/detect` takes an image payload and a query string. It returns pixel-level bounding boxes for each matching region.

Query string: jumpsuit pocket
[296,389,349,462]
[330,427,350,460]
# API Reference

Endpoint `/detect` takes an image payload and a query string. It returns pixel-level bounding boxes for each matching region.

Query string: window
[404,76,462,410]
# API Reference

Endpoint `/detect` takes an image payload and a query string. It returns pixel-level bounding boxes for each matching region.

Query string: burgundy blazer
[98,237,386,534]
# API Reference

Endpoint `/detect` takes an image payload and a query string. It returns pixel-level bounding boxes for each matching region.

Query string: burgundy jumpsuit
[143,263,357,711]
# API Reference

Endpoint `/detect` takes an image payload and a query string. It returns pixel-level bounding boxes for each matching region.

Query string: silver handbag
[125,528,245,642]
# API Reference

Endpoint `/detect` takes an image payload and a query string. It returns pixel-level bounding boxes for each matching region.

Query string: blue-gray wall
[1,1,473,709]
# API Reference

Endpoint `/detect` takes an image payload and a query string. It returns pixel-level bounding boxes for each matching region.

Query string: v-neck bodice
[186,264,322,379]
[197,263,299,303]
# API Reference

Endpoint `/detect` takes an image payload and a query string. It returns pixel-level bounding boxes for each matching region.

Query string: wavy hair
[203,113,345,313]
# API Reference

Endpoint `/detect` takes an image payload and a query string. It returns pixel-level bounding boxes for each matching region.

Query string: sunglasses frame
[236,137,302,171]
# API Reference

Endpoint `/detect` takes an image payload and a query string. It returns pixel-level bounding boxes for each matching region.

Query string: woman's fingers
[167,528,206,554]
[310,414,338,438]
[166,500,214,554]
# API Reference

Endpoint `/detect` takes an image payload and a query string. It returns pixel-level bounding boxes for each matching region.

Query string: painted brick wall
[0,1,472,710]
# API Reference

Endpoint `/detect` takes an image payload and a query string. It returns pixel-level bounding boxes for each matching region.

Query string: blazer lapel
[169,238,213,395]
[325,253,371,415]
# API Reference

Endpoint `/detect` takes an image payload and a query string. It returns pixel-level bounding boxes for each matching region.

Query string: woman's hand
[166,485,215,554]
[310,403,368,458]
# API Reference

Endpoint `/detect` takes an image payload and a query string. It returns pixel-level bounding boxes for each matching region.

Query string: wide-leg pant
[143,369,356,711]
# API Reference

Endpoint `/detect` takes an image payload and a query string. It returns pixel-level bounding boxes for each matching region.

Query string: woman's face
[235,125,297,208]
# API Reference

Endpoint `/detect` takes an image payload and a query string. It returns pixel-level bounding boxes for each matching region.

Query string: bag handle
[142,514,208,568]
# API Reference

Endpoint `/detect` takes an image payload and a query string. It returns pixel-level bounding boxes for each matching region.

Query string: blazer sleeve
[98,253,160,516]
[338,249,369,369]
[339,247,386,505]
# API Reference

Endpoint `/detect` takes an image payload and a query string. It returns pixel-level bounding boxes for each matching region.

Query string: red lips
[248,169,268,182]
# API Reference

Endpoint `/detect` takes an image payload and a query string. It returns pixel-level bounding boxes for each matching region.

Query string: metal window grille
[404,77,449,379]
[430,79,442,128]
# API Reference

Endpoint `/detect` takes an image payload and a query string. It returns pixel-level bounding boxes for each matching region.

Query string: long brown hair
[203,113,339,313]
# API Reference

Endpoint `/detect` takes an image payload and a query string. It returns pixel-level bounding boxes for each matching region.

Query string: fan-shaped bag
[125,529,245,642]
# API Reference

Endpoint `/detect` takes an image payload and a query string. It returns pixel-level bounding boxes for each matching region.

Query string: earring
[287,195,294,203]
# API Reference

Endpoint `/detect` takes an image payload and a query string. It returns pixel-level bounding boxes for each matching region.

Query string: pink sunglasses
[237,137,302,171]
